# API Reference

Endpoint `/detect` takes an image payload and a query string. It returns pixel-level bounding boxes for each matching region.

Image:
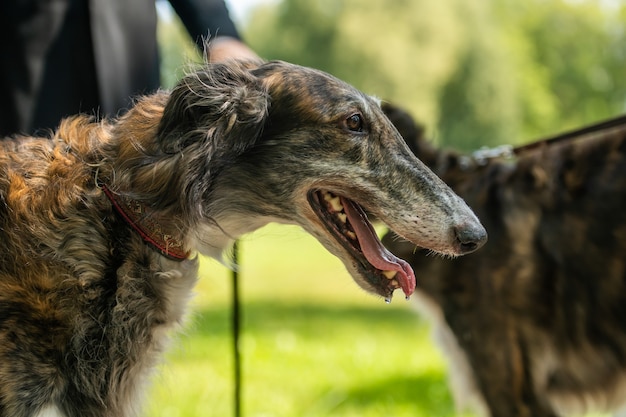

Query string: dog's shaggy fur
[0,61,486,417]
[382,104,626,417]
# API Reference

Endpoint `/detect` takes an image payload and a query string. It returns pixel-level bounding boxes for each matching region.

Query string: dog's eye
[345,113,364,132]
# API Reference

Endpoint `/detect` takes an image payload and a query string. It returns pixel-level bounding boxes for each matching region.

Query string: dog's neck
[101,184,190,261]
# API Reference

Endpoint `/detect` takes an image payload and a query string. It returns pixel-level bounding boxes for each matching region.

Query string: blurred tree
[498,0,626,140]
[156,0,626,151]
[241,0,626,150]
[436,1,521,150]
[245,0,467,136]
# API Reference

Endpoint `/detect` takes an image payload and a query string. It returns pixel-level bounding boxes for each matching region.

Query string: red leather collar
[101,184,190,261]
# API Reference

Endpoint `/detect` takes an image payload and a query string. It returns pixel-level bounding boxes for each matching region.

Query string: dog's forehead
[256,61,378,113]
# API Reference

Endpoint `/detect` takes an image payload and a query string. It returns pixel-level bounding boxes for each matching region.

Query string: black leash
[513,113,626,155]
[231,240,242,417]
[468,113,626,165]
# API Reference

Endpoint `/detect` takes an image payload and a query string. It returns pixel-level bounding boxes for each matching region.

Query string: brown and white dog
[382,103,626,417]
[0,61,486,417]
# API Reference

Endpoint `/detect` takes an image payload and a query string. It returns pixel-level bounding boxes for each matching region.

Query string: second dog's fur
[0,61,486,417]
[382,104,626,417]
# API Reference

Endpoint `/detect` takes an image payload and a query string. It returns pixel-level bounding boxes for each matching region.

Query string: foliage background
[161,0,626,151]
[242,0,626,151]
[153,1,624,416]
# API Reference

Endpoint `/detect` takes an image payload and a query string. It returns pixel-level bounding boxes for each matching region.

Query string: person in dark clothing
[0,0,257,136]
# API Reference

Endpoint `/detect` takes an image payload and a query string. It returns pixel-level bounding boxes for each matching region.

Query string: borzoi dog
[382,103,626,417]
[0,61,486,417]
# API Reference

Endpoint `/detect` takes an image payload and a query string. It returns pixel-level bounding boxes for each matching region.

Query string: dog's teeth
[382,270,397,280]
[323,192,344,212]
[346,230,357,240]
[384,297,392,304]
[337,212,347,223]
[329,197,343,212]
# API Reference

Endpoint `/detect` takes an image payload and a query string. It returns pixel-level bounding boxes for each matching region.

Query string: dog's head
[157,60,486,300]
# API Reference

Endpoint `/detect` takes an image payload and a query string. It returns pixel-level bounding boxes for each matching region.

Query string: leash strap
[232,240,242,417]
[465,114,626,165]
[512,113,626,155]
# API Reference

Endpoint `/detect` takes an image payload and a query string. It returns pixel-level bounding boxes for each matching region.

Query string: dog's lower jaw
[302,190,418,300]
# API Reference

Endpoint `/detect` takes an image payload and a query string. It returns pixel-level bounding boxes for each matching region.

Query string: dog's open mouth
[307,190,416,301]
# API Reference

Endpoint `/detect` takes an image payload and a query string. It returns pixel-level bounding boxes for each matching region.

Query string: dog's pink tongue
[341,198,416,298]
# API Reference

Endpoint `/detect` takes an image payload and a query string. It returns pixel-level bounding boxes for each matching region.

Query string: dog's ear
[157,60,269,155]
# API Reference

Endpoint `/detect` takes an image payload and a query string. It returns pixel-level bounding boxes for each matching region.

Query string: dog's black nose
[454,223,488,254]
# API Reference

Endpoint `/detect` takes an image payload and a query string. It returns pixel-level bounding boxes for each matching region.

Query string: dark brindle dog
[382,103,626,417]
[0,61,486,417]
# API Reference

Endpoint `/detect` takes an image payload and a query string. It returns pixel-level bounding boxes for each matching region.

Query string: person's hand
[208,36,259,62]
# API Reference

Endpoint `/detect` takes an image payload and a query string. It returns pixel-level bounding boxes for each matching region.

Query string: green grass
[145,224,465,417]
[144,224,614,417]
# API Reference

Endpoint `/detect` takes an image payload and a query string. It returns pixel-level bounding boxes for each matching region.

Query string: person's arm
[167,0,258,62]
